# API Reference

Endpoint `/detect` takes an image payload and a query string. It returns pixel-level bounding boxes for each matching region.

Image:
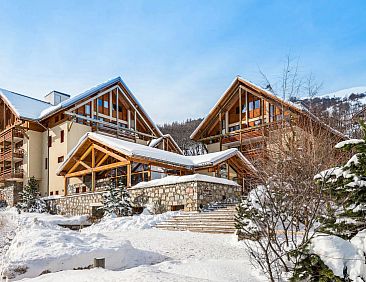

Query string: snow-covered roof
[57,132,255,174]
[131,174,240,189]
[0,88,51,120]
[0,77,163,137]
[191,76,347,140]
[148,134,184,155]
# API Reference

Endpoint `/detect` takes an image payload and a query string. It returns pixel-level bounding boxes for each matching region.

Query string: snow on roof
[190,76,302,140]
[57,132,254,174]
[131,174,240,189]
[148,134,184,155]
[0,77,163,137]
[0,88,51,120]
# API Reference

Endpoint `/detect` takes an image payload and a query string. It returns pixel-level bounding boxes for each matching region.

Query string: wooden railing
[0,168,24,181]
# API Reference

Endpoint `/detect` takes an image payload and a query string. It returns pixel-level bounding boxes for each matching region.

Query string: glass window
[98,99,103,107]
[104,100,109,108]
[85,105,91,115]
[249,101,254,111]
[242,104,246,113]
[112,104,117,111]
[254,100,260,109]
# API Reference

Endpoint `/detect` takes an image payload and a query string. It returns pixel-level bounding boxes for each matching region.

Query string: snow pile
[1,216,165,280]
[311,233,366,280]
[132,174,239,189]
[83,211,179,233]
[335,139,365,149]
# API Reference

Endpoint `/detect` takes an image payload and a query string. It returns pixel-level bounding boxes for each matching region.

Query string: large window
[85,104,91,115]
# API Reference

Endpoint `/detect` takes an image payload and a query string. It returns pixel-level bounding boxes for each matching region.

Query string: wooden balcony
[0,168,24,182]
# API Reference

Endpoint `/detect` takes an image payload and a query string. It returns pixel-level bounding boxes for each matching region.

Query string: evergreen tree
[16,177,47,213]
[100,178,133,217]
[316,122,366,239]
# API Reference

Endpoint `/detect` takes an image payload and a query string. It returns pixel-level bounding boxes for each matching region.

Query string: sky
[0,0,365,124]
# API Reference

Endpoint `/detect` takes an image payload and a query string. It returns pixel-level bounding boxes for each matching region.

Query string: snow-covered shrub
[99,178,133,217]
[315,123,366,239]
[16,177,47,213]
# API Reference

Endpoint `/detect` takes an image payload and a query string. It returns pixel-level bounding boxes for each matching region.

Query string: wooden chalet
[56,132,255,196]
[191,76,346,159]
[0,77,182,196]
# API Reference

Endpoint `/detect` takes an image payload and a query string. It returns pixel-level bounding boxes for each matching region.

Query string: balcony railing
[0,168,24,182]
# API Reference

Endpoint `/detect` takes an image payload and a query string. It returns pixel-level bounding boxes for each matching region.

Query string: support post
[92,146,95,192]
[127,161,131,187]
[239,88,242,153]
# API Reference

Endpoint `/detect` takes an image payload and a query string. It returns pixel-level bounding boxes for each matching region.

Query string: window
[50,191,53,196]
[248,101,254,111]
[58,156,64,163]
[45,158,48,170]
[55,191,59,195]
[254,119,262,126]
[48,136,52,148]
[112,104,117,111]
[98,99,103,107]
[242,104,246,113]
[118,106,122,112]
[103,100,109,108]
[254,100,260,109]
[60,130,64,143]
[85,105,91,115]
[55,95,62,105]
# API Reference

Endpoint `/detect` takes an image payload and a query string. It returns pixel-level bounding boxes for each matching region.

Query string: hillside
[158,118,206,155]
[292,86,366,137]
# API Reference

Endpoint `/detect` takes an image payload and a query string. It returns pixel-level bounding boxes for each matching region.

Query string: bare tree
[236,124,344,281]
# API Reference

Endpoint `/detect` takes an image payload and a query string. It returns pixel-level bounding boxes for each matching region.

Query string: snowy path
[21,229,261,281]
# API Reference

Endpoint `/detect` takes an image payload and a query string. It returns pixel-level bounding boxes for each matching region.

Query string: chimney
[44,91,70,106]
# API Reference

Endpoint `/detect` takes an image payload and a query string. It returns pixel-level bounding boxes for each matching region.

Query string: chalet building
[0,77,254,212]
[191,76,346,159]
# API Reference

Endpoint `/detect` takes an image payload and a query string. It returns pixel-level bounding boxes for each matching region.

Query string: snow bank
[132,174,239,189]
[311,234,366,280]
[335,139,365,149]
[1,216,165,280]
[83,211,178,233]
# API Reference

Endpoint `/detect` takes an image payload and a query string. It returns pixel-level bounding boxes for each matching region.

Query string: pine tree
[16,177,47,213]
[100,178,133,217]
[316,122,366,239]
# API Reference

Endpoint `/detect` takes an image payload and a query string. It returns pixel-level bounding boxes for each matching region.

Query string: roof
[0,77,163,137]
[0,88,51,120]
[131,174,240,189]
[148,134,184,155]
[190,76,346,140]
[57,132,255,175]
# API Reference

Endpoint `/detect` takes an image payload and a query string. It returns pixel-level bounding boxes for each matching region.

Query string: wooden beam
[93,161,129,173]
[92,144,128,163]
[66,168,92,178]
[96,153,109,167]
[127,162,131,187]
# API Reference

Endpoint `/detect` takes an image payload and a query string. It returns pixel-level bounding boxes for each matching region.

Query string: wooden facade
[191,76,345,160]
[57,134,253,196]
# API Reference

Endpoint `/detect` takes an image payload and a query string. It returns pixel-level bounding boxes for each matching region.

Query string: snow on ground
[85,211,179,233]
[1,208,261,282]
[311,233,366,281]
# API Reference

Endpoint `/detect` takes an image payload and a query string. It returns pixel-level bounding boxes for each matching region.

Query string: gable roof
[0,88,51,120]
[191,76,346,140]
[148,134,184,155]
[0,77,163,137]
[57,132,255,175]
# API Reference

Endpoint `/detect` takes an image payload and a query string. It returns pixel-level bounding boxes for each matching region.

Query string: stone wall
[48,180,241,216]
[0,182,23,207]
[48,192,103,216]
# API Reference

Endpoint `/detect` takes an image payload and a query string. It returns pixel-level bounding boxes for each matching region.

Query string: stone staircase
[155,202,238,234]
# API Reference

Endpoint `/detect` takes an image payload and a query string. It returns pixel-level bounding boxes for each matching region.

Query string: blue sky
[0,0,365,123]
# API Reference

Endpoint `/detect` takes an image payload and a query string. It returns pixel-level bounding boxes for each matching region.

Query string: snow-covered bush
[99,178,133,217]
[315,125,366,239]
[16,177,47,213]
